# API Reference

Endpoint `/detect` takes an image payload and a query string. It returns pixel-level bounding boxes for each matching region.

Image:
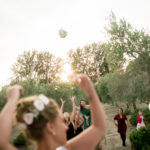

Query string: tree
[104,12,150,72]
[101,12,150,106]
[12,50,63,83]
[0,79,87,112]
[68,42,110,82]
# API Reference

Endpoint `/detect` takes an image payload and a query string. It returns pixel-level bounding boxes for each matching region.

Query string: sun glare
[59,64,73,82]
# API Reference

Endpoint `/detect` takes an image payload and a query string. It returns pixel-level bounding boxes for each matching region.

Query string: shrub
[129,110,139,126]
[142,109,150,126]
[142,145,150,150]
[130,127,150,150]
[13,133,27,146]
[124,108,132,115]
[0,80,87,112]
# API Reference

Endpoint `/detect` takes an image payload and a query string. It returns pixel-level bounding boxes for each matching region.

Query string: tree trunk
[126,103,129,109]
[132,99,137,111]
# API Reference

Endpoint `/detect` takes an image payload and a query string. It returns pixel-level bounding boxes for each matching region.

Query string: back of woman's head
[15,95,59,142]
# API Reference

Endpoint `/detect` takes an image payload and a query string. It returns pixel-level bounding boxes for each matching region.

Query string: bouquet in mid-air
[58,28,67,38]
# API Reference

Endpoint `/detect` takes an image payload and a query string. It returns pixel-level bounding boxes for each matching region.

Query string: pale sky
[0,0,150,86]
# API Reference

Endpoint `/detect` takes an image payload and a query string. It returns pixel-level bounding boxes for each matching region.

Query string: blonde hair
[15,96,59,141]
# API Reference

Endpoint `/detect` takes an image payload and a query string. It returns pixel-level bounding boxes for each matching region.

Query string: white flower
[18,123,27,130]
[33,94,49,111]
[33,99,45,111]
[39,94,49,105]
[23,113,34,125]
[56,146,68,150]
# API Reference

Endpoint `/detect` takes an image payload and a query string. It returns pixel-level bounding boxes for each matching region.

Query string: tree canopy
[12,50,63,83]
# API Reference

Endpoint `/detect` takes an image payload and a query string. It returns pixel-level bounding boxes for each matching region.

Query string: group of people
[0,74,107,150]
[0,73,146,150]
[60,96,91,140]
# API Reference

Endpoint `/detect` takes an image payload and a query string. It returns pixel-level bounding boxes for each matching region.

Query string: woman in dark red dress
[113,108,128,147]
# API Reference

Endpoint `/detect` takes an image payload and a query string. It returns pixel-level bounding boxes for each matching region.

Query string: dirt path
[103,103,134,150]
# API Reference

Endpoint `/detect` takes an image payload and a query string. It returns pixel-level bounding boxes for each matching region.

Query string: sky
[0,0,150,86]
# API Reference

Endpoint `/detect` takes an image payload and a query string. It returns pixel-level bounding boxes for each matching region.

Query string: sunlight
[59,64,73,82]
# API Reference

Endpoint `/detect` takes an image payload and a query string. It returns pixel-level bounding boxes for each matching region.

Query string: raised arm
[70,96,76,122]
[83,115,89,127]
[0,85,23,150]
[79,115,84,126]
[66,74,107,150]
[60,98,66,113]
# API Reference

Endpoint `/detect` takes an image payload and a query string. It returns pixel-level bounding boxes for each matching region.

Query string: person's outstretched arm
[66,74,107,150]
[60,98,66,113]
[70,96,76,122]
[0,85,23,150]
[83,115,89,127]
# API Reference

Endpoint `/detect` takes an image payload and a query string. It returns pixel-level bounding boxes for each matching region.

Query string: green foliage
[96,12,150,106]
[97,71,126,104]
[0,80,87,112]
[125,60,150,103]
[0,85,9,110]
[68,42,109,82]
[124,108,132,115]
[12,50,63,83]
[105,12,150,68]
[97,75,112,103]
[13,133,27,146]
[142,145,150,150]
[142,109,150,126]
[129,110,139,126]
[130,127,150,150]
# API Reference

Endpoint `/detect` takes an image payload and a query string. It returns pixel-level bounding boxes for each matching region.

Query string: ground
[102,103,135,150]
[11,103,136,150]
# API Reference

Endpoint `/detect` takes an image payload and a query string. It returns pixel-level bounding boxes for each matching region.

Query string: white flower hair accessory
[22,94,49,126]
[33,94,49,111]
[23,113,34,125]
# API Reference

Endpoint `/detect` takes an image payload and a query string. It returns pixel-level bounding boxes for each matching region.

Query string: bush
[0,85,9,111]
[96,77,112,103]
[130,127,150,150]
[0,80,87,112]
[129,110,139,126]
[142,109,150,126]
[142,145,150,150]
[13,133,27,146]
[124,108,132,115]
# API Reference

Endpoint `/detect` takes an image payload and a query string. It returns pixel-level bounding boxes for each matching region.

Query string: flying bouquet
[58,29,67,38]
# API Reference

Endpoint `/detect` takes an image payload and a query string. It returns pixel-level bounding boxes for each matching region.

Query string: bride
[0,74,106,150]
